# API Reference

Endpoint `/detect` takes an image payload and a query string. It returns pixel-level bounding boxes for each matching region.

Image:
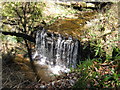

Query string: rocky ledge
[26,71,81,89]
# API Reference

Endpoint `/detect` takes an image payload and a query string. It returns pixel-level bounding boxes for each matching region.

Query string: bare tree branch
[1,31,35,43]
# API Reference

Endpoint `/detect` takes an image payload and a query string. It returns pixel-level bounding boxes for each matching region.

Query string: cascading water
[33,28,80,75]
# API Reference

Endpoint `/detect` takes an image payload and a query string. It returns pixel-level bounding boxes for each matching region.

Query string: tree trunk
[24,39,40,81]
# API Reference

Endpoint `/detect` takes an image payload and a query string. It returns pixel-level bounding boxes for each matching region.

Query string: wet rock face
[33,28,81,74]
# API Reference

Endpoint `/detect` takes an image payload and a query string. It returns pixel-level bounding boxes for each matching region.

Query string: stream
[32,11,96,82]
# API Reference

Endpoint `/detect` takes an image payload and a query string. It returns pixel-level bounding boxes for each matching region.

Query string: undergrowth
[72,47,120,89]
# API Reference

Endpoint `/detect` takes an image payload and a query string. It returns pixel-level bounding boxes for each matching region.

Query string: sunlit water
[33,28,80,75]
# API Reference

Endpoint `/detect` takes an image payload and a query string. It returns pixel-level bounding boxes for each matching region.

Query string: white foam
[49,65,70,75]
[36,60,70,75]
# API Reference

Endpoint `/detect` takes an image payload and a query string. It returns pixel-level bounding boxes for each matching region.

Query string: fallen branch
[1,31,35,43]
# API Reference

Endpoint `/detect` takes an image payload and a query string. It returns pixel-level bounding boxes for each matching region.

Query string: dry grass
[82,3,119,56]
[2,51,37,89]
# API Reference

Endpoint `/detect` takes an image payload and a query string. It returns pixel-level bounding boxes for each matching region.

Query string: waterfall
[33,29,80,74]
